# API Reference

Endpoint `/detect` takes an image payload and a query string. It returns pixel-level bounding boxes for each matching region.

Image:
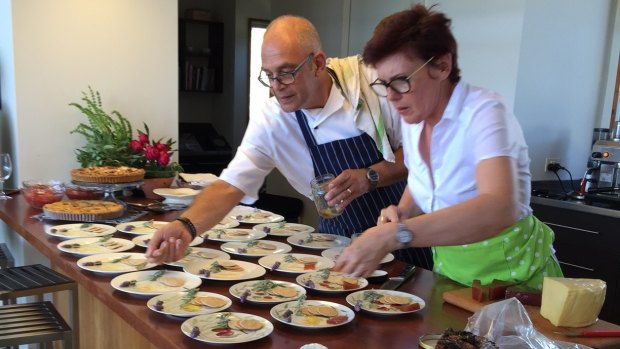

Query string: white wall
[1,0,177,265]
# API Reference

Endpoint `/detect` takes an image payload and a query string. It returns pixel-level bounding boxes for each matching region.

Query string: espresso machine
[583,122,620,201]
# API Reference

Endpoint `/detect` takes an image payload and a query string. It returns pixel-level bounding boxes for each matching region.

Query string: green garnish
[319,268,331,280]
[143,220,156,229]
[363,290,383,303]
[246,241,258,248]
[304,234,314,243]
[184,248,193,257]
[216,312,231,329]
[149,270,165,281]
[294,295,306,316]
[209,261,223,274]
[283,255,298,263]
[181,288,199,305]
[251,280,279,292]
[277,221,286,228]
[98,235,112,242]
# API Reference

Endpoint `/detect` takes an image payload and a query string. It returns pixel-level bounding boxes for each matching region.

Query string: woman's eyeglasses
[370,57,434,97]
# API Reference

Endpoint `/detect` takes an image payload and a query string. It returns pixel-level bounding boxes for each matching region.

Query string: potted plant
[70,87,183,198]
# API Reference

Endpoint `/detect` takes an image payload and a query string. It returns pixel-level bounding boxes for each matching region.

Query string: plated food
[345,290,425,315]
[45,223,117,240]
[164,247,231,269]
[43,200,124,221]
[200,228,266,242]
[296,270,368,293]
[184,259,266,281]
[287,233,351,250]
[132,233,203,249]
[322,247,395,264]
[110,270,202,296]
[115,220,169,235]
[253,222,315,237]
[77,253,155,274]
[220,240,292,257]
[147,289,232,317]
[270,299,355,328]
[181,312,273,344]
[229,280,305,304]
[258,253,335,274]
[57,236,134,256]
[228,206,284,224]
[71,166,145,183]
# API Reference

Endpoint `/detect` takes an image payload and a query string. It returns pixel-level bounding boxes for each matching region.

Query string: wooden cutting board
[443,287,620,349]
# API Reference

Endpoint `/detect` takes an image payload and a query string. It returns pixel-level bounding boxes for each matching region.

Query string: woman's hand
[145,220,193,264]
[333,224,395,277]
[377,205,403,225]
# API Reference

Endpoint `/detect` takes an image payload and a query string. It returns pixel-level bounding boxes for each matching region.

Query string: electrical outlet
[544,157,560,172]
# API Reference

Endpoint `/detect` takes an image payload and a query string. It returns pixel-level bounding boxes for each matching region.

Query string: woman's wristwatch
[395,223,413,248]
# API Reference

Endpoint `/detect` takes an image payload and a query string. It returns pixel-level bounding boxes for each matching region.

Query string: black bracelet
[175,217,197,240]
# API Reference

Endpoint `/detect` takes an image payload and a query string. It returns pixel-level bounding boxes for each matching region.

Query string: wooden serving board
[443,287,620,349]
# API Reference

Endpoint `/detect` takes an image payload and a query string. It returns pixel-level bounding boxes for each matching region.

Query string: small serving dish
[22,180,65,209]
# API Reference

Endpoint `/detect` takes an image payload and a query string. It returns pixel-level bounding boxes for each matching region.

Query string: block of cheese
[540,277,606,327]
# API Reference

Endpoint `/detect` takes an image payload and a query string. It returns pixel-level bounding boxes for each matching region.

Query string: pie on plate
[71,166,145,183]
[43,200,124,221]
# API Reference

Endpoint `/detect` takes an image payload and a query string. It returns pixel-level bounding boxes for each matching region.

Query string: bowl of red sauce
[22,180,65,209]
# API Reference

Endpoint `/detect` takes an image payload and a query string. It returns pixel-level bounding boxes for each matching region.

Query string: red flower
[129,140,144,154]
[155,142,169,152]
[144,145,160,161]
[158,151,170,167]
[138,132,149,144]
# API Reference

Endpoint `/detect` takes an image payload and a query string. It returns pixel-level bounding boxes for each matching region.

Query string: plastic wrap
[464,298,592,349]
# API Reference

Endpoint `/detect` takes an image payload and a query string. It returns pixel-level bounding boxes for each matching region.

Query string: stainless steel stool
[0,264,79,348]
[0,301,72,348]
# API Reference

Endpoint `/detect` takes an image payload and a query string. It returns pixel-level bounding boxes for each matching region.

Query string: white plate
[270,300,355,329]
[77,253,156,275]
[45,223,116,240]
[287,233,351,250]
[321,247,395,264]
[111,270,202,297]
[228,206,284,224]
[181,312,273,344]
[212,216,240,229]
[152,187,200,204]
[220,240,292,257]
[132,233,203,249]
[115,220,170,235]
[345,289,425,315]
[57,237,134,256]
[147,290,231,317]
[229,280,306,304]
[296,270,368,293]
[257,254,335,274]
[253,222,315,237]
[200,228,267,242]
[184,259,266,281]
[164,247,231,269]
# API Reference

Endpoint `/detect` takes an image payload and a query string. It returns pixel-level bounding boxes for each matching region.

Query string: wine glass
[0,153,13,200]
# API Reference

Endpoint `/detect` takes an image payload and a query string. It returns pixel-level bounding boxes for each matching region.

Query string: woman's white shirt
[402,81,532,219]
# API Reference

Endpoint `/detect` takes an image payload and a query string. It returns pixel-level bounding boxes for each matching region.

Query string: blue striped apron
[295,111,434,269]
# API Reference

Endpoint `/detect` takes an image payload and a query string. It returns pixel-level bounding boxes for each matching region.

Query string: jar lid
[418,334,441,349]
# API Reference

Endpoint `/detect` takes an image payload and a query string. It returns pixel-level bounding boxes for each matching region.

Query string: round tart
[71,166,145,184]
[43,200,124,221]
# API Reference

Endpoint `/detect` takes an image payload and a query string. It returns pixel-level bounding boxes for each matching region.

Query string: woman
[334,4,562,289]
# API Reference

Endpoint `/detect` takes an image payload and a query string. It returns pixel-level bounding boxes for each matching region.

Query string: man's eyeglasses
[258,53,314,87]
[370,57,434,97]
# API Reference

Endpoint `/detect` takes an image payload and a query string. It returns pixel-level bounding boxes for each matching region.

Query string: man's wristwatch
[366,167,379,191]
[396,223,413,248]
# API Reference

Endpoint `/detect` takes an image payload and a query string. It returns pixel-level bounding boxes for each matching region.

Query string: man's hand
[325,168,368,211]
[145,220,193,264]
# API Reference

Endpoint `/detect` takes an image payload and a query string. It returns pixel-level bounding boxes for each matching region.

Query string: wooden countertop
[2,192,619,349]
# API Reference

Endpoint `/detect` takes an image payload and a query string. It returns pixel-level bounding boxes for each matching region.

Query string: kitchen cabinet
[178,18,223,93]
[531,200,620,324]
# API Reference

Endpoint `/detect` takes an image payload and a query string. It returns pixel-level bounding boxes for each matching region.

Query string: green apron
[432,215,563,289]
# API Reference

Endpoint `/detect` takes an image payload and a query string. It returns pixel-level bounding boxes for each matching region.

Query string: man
[146,15,432,269]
